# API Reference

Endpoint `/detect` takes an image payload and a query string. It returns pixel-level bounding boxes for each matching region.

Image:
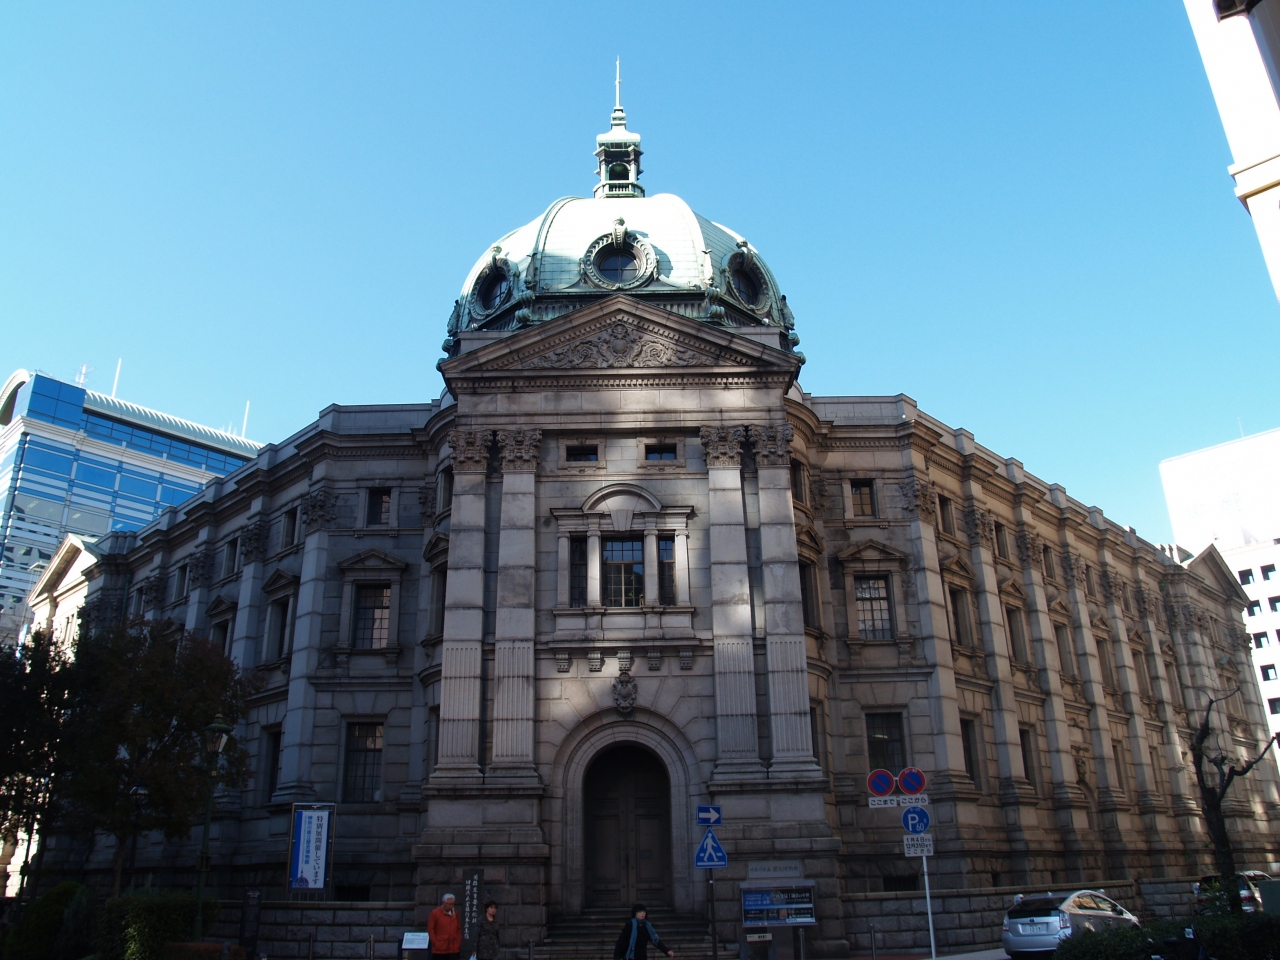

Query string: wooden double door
[583,745,672,908]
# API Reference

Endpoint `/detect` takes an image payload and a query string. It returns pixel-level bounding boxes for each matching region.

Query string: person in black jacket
[614,904,674,960]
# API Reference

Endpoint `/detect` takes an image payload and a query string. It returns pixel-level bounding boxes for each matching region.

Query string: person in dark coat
[614,903,674,960]
[475,901,501,960]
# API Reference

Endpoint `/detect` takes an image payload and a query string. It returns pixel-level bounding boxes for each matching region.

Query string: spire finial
[594,59,643,198]
[615,57,621,110]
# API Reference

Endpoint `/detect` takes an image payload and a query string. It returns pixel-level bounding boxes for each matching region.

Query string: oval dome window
[597,249,640,284]
[478,271,509,311]
[731,267,761,306]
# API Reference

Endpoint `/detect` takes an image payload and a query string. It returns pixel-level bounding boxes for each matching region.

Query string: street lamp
[194,713,232,941]
[126,784,149,890]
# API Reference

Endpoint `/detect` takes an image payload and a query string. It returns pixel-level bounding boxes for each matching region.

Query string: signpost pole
[922,853,935,960]
[708,871,715,959]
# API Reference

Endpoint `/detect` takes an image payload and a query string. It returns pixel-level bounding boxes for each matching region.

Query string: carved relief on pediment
[510,318,742,370]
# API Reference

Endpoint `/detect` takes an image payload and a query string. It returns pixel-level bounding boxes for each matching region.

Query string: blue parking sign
[901,807,931,834]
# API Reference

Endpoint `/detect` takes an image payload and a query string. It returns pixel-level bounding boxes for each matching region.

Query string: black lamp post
[126,784,149,890]
[194,713,232,941]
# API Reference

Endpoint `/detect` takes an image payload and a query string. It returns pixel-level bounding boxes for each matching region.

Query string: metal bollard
[367,934,374,960]
[527,938,535,960]
[869,922,877,960]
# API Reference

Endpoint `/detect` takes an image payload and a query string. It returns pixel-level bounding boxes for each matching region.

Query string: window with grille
[1112,740,1128,796]
[1166,662,1184,707]
[1005,606,1028,662]
[353,584,391,649]
[342,722,383,802]
[849,480,876,517]
[865,712,905,772]
[437,468,453,513]
[569,538,588,608]
[429,568,447,636]
[658,537,676,606]
[855,576,893,639]
[602,537,644,607]
[175,564,189,599]
[1054,624,1076,678]
[366,488,392,526]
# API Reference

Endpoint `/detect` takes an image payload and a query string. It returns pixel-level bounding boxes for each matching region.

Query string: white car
[1002,889,1139,957]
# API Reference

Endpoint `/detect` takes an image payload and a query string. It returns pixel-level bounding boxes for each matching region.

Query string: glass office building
[0,369,261,641]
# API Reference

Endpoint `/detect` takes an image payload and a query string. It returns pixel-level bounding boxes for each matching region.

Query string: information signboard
[741,881,817,926]
[287,804,335,895]
[903,834,934,857]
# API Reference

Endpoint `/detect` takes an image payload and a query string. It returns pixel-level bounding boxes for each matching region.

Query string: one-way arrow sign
[697,805,722,825]
[694,827,728,868]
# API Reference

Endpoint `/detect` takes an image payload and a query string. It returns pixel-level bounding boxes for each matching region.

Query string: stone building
[53,101,1280,955]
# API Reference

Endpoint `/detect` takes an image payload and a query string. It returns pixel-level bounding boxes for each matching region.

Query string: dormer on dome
[594,61,644,199]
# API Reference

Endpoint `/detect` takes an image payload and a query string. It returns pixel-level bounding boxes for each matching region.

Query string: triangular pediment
[1047,597,1073,620]
[206,593,237,618]
[997,577,1029,602]
[262,569,300,594]
[1186,544,1251,607]
[338,547,408,571]
[838,538,908,565]
[441,295,801,387]
[940,554,976,581]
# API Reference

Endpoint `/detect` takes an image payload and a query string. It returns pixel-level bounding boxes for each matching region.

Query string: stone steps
[535,912,717,960]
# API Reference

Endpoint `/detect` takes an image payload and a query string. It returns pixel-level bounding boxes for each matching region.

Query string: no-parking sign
[898,767,927,795]
[867,769,896,797]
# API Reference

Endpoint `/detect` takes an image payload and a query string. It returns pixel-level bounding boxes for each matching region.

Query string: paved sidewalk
[850,948,1006,960]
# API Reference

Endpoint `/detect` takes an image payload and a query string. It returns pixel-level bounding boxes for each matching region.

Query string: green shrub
[4,882,83,960]
[1053,923,1151,960]
[95,894,217,960]
[52,887,99,960]
[1195,912,1280,960]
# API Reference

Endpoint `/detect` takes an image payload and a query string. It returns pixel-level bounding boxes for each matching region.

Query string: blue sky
[2,2,1276,545]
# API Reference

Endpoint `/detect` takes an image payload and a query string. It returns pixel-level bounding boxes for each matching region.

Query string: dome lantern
[594,60,644,199]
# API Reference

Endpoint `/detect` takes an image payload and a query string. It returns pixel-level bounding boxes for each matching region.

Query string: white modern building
[1161,427,1280,740]
[1184,0,1280,301]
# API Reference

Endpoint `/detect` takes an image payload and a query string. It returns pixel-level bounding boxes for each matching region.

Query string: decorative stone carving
[447,429,493,471]
[647,649,662,671]
[1134,583,1155,618]
[496,428,542,470]
[612,668,638,716]
[1061,551,1088,587]
[187,551,216,590]
[899,477,937,524]
[699,425,745,468]
[1100,568,1124,604]
[679,648,694,670]
[418,482,436,522]
[518,320,725,369]
[617,649,634,672]
[588,650,604,672]
[747,423,793,467]
[240,519,270,564]
[140,573,167,608]
[1015,529,1043,572]
[302,489,337,531]
[963,506,995,550]
[555,651,571,673]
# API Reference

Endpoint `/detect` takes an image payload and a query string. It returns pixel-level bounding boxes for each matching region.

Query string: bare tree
[1189,686,1279,914]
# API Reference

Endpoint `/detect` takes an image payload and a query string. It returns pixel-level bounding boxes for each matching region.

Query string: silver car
[1001,889,1139,957]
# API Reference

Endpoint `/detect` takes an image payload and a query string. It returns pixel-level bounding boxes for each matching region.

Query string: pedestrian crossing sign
[695,827,729,868]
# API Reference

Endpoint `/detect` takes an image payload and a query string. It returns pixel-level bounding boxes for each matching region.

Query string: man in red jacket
[427,893,462,960]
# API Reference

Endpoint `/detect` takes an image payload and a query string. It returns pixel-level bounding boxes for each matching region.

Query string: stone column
[587,521,602,607]
[700,425,764,780]
[230,512,269,668]
[556,533,570,607]
[643,522,659,606]
[675,529,691,605]
[432,429,491,781]
[275,486,335,802]
[748,423,821,780]
[490,428,540,781]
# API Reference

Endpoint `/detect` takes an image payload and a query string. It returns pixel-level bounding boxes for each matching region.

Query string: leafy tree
[1190,687,1279,914]
[0,629,72,897]
[56,618,258,895]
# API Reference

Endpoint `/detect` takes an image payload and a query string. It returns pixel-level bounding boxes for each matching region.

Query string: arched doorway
[583,744,672,908]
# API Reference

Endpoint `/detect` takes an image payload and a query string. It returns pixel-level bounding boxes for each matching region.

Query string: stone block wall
[208,901,416,960]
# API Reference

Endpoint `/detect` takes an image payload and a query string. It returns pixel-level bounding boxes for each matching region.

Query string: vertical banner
[460,867,483,959]
[288,803,336,896]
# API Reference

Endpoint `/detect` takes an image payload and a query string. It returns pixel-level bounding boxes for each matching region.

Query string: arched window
[608,162,630,181]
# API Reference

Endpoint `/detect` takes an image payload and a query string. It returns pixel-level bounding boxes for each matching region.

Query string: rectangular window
[366,488,392,526]
[799,562,820,630]
[282,507,298,547]
[429,568,447,636]
[602,537,644,607]
[437,468,453,512]
[566,445,598,462]
[342,722,383,803]
[644,444,677,461]
[1270,597,1280,613]
[1255,632,1269,649]
[790,461,807,504]
[1263,664,1278,682]
[1239,569,1255,585]
[849,480,876,517]
[175,564,189,600]
[1042,546,1057,581]
[210,620,231,655]
[266,597,292,661]
[262,728,282,803]
[1120,584,1131,614]
[353,584,392,649]
[855,576,893,640]
[960,718,980,786]
[865,712,905,772]
[1269,698,1280,715]
[1019,728,1038,792]
[658,537,676,606]
[1133,650,1151,698]
[1084,566,1096,598]
[1165,662,1184,708]
[1248,600,1262,617]
[1112,740,1128,796]
[1005,606,1028,662]
[426,705,440,776]
[994,522,1010,560]
[1096,638,1116,688]
[1054,624,1076,678]
[949,587,974,647]
[938,496,955,536]
[569,538,588,608]
[1148,746,1165,793]
[223,538,239,578]
[1264,564,1276,581]
[810,703,827,773]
